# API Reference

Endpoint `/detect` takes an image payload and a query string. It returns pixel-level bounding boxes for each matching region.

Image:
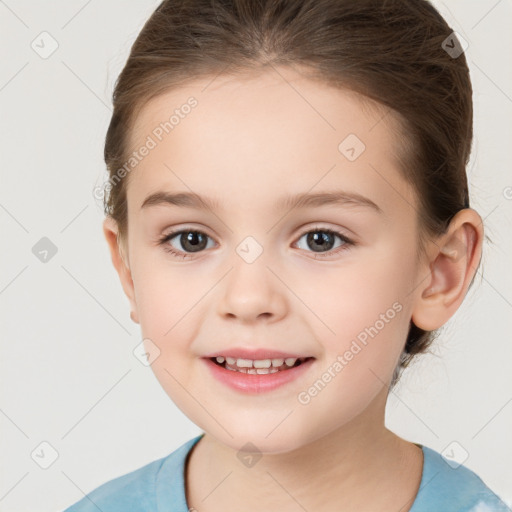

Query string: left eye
[294,227,353,257]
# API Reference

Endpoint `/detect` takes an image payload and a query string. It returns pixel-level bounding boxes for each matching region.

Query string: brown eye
[176,231,208,252]
[159,229,214,257]
[295,227,353,258]
[305,231,337,252]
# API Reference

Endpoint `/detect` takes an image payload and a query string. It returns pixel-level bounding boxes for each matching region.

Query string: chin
[202,422,318,456]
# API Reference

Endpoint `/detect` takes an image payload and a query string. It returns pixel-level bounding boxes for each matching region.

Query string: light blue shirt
[62,434,509,511]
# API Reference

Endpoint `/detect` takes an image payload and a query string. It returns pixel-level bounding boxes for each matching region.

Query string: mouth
[202,353,317,393]
[208,355,315,374]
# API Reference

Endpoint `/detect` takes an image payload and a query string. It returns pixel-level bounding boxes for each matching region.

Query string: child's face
[116,66,428,451]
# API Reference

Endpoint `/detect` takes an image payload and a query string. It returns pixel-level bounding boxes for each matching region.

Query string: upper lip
[203,348,314,360]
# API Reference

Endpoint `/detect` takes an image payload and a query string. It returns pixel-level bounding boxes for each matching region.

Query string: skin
[103,65,483,511]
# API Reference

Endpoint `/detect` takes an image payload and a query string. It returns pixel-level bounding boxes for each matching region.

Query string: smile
[211,356,310,374]
[203,356,316,393]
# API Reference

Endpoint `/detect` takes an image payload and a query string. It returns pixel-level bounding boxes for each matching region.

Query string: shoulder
[62,434,204,512]
[62,456,164,512]
[410,444,509,512]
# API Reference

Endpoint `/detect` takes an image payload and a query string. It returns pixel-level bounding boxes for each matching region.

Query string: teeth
[256,367,279,374]
[215,356,305,371]
[227,357,298,368]
[225,366,280,374]
[237,358,256,368]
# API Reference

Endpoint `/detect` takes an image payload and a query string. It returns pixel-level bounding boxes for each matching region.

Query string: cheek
[131,258,205,412]
[130,253,202,345]
[311,256,413,371]
[294,275,410,431]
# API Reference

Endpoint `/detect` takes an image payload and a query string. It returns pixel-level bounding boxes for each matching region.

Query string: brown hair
[103,0,477,386]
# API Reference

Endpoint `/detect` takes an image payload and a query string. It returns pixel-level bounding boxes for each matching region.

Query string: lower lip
[202,357,315,394]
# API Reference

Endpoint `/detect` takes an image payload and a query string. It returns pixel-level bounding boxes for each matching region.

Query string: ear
[103,217,139,324]
[411,208,484,331]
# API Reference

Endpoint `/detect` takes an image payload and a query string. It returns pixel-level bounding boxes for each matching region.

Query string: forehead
[129,67,402,150]
[126,66,416,218]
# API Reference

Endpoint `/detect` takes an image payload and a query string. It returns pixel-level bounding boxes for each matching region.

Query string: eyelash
[157,226,355,260]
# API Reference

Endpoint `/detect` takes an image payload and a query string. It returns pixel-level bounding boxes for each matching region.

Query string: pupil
[308,231,334,252]
[182,232,207,252]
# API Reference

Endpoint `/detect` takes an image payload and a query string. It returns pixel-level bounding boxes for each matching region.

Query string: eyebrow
[140,190,383,214]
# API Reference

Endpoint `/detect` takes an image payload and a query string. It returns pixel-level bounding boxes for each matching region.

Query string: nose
[216,256,288,324]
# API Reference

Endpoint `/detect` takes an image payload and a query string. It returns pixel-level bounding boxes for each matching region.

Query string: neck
[185,387,423,511]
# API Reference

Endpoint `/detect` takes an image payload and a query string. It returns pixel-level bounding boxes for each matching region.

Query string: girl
[64,0,509,510]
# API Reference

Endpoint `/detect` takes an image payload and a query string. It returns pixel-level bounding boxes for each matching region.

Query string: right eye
[158,229,216,259]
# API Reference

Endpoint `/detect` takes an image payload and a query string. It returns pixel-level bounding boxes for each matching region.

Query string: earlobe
[103,217,140,324]
[411,209,483,332]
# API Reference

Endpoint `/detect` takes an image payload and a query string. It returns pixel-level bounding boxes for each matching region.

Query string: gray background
[0,1,511,510]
